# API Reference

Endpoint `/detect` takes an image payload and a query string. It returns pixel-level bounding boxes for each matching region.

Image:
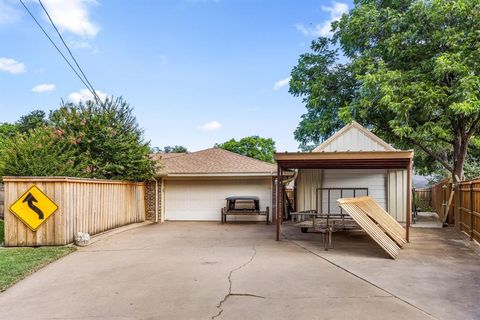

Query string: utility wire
[37,0,102,105]
[18,0,102,105]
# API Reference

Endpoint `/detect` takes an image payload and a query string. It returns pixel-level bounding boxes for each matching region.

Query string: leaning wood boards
[337,196,406,259]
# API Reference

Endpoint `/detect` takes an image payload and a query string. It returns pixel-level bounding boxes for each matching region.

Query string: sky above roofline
[0,0,352,152]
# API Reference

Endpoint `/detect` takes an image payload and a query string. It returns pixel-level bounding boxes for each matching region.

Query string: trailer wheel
[301,227,308,233]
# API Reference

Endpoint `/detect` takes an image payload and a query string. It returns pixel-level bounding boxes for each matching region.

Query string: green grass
[0,245,75,292]
[0,220,4,244]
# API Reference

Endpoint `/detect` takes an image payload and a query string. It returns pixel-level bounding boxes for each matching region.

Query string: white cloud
[295,23,310,36]
[273,77,291,90]
[68,40,92,49]
[0,0,21,24]
[32,83,56,93]
[67,88,108,103]
[0,57,26,74]
[41,0,99,38]
[199,121,222,131]
[295,2,348,37]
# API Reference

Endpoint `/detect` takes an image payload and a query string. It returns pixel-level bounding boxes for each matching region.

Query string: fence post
[470,182,474,241]
[412,187,416,224]
[442,185,447,223]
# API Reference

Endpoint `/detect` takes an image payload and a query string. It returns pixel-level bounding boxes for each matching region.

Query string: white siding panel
[322,169,387,214]
[296,169,322,212]
[387,170,407,222]
[322,127,386,152]
[164,179,272,221]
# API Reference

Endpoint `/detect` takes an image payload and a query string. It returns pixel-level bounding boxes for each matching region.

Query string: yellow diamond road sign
[9,185,58,231]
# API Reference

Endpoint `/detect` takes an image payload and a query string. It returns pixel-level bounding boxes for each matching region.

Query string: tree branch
[466,115,480,139]
[376,122,454,173]
[406,137,454,172]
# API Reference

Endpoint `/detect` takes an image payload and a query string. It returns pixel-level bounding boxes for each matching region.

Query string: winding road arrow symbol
[23,192,44,219]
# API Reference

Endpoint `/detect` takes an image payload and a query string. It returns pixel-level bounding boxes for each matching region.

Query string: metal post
[406,159,412,242]
[276,166,282,241]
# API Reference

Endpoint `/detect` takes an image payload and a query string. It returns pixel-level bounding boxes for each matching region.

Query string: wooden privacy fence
[413,187,432,210]
[430,179,454,224]
[3,177,145,246]
[0,184,4,219]
[458,179,480,243]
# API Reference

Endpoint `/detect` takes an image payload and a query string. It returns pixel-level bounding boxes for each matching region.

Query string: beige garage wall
[163,178,272,221]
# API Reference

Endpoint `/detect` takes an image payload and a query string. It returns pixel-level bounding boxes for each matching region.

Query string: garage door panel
[164,179,272,221]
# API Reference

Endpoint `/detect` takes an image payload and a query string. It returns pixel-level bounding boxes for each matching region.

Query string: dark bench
[221,196,269,224]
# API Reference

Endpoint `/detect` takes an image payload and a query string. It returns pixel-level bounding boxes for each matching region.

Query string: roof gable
[155,148,277,176]
[313,121,395,152]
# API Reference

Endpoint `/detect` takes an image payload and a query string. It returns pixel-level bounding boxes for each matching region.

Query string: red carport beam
[406,158,412,242]
[276,165,282,241]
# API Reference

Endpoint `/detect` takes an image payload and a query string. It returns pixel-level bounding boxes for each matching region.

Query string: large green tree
[152,145,188,153]
[0,126,82,177]
[49,97,155,181]
[215,136,276,163]
[16,110,48,133]
[0,98,154,181]
[290,0,480,181]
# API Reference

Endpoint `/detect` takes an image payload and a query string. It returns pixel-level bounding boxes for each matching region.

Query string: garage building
[146,148,277,222]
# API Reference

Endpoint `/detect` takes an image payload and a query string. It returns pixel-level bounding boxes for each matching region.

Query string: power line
[37,0,102,105]
[18,0,102,105]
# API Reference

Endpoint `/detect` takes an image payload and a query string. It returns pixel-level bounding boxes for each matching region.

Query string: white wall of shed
[387,169,408,223]
[318,126,389,152]
[322,169,387,214]
[296,169,323,212]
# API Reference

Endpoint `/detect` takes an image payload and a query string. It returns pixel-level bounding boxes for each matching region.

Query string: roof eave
[163,172,277,178]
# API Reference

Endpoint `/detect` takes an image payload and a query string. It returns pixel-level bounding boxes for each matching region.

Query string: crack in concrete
[211,246,263,319]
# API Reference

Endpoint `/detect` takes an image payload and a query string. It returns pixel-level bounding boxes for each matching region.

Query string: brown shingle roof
[153,148,277,177]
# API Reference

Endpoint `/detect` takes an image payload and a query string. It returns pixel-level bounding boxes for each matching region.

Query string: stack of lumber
[337,196,407,259]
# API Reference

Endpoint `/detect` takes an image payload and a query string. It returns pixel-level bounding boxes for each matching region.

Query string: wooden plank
[338,197,402,259]
[442,190,455,224]
[341,203,401,259]
[352,197,407,246]
[15,182,27,246]
[5,181,17,246]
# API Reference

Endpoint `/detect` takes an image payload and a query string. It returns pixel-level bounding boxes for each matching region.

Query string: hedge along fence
[3,177,145,246]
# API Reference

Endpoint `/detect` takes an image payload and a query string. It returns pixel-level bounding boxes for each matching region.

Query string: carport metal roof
[275,150,413,170]
[274,150,414,242]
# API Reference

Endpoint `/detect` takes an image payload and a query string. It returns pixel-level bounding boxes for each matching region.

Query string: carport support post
[276,166,283,241]
[406,159,412,242]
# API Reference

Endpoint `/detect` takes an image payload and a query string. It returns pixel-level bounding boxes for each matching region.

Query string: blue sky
[0,0,351,152]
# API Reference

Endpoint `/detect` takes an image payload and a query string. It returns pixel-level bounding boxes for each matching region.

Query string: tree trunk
[451,134,468,182]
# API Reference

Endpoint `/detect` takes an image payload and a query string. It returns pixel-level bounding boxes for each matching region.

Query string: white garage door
[164,179,272,221]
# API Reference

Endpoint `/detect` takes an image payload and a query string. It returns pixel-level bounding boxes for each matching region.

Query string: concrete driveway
[0,222,476,320]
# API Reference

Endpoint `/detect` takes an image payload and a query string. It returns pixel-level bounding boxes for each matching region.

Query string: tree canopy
[152,145,188,153]
[215,136,276,163]
[0,97,155,181]
[290,0,480,180]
